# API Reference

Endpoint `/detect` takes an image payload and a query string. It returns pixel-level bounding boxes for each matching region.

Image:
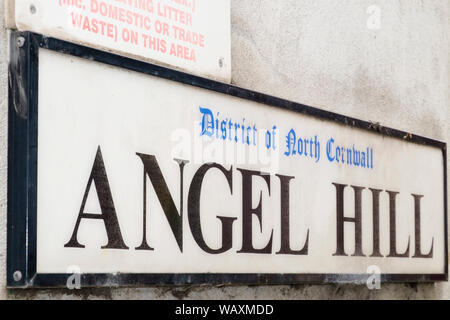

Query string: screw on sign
[16,37,25,48]
[13,271,22,282]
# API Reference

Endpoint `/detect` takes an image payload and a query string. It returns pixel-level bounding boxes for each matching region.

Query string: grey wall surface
[0,0,449,299]
[1,0,9,302]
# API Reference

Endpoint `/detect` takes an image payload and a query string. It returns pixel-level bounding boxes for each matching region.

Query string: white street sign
[7,34,447,287]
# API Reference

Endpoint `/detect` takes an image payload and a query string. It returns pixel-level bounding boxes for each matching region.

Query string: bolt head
[16,37,26,48]
[13,271,22,282]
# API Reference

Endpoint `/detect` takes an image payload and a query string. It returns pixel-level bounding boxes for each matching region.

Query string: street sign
[7,32,447,288]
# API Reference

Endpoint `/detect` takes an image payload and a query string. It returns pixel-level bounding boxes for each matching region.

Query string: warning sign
[14,0,231,82]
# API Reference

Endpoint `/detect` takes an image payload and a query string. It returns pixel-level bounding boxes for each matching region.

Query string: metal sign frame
[7,31,448,288]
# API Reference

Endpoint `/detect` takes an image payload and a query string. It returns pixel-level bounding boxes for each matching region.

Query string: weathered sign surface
[7,33,447,287]
[14,0,231,82]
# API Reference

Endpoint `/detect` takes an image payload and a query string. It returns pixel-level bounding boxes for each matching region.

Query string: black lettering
[276,174,309,255]
[369,188,383,257]
[65,146,128,249]
[136,153,186,252]
[387,191,410,257]
[237,169,273,254]
[332,183,365,257]
[412,194,433,258]
[188,163,237,254]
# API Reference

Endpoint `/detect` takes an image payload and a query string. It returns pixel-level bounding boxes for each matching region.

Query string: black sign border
[7,31,448,288]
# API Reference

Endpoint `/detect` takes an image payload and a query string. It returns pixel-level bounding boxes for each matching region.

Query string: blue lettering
[199,107,214,137]
[326,138,335,162]
[297,138,303,155]
[221,120,227,140]
[335,146,340,163]
[265,130,271,149]
[285,129,296,156]
[314,135,320,163]
[353,145,360,166]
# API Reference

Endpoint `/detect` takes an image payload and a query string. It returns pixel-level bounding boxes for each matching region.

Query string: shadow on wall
[5,282,440,300]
